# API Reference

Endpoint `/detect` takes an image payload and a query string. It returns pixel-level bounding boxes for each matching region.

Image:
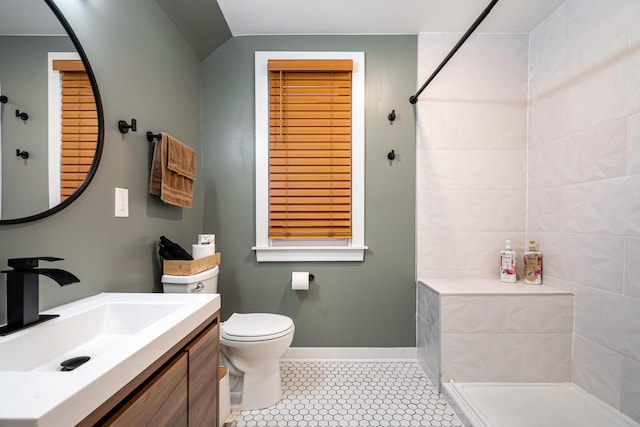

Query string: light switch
[115,187,129,217]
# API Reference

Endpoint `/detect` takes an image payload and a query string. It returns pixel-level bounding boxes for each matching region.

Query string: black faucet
[1,257,80,336]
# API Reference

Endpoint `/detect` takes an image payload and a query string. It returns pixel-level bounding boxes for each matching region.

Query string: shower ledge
[419,279,573,296]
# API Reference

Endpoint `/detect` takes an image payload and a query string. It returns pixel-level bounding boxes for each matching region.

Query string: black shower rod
[410,0,500,104]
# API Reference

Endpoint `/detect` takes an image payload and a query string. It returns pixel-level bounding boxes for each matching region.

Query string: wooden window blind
[268,59,353,239]
[52,59,98,201]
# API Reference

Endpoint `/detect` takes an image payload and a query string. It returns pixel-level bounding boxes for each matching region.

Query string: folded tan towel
[149,133,195,208]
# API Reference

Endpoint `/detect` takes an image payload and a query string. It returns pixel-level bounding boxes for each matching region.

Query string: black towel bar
[0,95,7,104]
[146,131,162,142]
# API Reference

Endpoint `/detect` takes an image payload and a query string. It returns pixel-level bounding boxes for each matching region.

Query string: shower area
[416,0,640,425]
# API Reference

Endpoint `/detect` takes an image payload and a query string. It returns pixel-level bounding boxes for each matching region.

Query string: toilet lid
[221,313,294,341]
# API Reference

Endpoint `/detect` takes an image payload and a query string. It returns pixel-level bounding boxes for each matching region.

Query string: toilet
[161,266,295,412]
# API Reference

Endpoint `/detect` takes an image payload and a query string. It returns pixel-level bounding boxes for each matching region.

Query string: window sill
[252,245,368,262]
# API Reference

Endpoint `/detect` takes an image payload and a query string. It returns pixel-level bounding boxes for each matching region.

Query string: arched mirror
[0,0,103,224]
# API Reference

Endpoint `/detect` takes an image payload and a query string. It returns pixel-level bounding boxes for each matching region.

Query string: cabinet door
[106,352,189,427]
[187,322,219,427]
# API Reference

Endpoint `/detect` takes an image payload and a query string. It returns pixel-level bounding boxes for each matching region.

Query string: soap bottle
[500,240,517,283]
[523,240,542,284]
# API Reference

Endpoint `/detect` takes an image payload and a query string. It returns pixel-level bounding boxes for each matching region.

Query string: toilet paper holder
[291,272,314,291]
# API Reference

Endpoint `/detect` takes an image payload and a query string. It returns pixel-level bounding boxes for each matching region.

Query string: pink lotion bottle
[524,240,543,284]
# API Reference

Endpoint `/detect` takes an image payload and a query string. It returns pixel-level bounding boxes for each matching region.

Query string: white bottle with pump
[500,240,517,283]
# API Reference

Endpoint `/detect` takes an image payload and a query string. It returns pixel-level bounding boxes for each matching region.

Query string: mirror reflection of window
[48,53,97,207]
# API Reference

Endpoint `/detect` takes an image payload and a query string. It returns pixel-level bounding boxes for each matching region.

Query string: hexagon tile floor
[228,360,464,427]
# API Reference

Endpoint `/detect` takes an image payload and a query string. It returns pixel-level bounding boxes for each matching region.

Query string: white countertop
[418,279,573,296]
[0,292,220,426]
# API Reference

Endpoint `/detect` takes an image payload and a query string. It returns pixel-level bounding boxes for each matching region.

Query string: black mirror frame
[0,0,104,225]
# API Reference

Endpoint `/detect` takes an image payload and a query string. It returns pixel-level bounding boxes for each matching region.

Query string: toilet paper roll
[192,243,216,259]
[292,272,310,291]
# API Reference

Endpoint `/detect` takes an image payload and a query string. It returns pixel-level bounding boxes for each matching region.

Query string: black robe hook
[118,118,137,134]
[15,110,28,121]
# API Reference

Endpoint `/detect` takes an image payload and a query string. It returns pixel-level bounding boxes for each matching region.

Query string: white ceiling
[216,0,566,36]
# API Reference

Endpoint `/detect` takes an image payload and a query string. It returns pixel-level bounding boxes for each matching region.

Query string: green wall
[0,36,75,220]
[0,6,419,349]
[0,0,203,321]
[202,35,417,347]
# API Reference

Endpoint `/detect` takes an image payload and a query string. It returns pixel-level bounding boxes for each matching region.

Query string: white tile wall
[439,293,573,384]
[416,282,573,388]
[416,284,440,390]
[439,295,573,334]
[416,33,528,280]
[621,356,640,422]
[417,0,640,422]
[628,113,640,175]
[572,334,624,409]
[527,0,640,422]
[624,237,640,298]
[441,332,572,383]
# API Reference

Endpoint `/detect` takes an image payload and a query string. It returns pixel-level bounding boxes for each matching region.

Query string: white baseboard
[282,347,417,361]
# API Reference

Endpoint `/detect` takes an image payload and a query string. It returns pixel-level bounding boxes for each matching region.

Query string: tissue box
[163,253,221,276]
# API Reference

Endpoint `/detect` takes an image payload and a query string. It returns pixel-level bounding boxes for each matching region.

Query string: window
[253,52,366,262]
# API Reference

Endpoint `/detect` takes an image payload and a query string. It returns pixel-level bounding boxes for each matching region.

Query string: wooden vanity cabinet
[80,312,219,427]
[186,316,219,426]
[105,353,189,426]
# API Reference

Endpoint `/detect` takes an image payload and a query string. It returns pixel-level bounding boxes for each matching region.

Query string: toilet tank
[162,265,219,294]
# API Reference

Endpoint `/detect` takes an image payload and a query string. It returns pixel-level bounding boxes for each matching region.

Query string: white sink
[0,292,220,426]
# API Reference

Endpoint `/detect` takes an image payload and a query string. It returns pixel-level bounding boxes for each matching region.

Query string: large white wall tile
[416,284,441,389]
[532,119,628,189]
[528,90,566,148]
[417,282,440,328]
[418,33,528,79]
[561,177,640,236]
[624,237,640,297]
[621,356,640,423]
[418,190,525,232]
[527,188,562,233]
[624,51,640,117]
[527,139,567,189]
[417,231,526,277]
[417,151,525,192]
[575,286,640,360]
[529,2,568,98]
[532,233,624,293]
[566,119,627,183]
[632,0,640,47]
[627,112,640,175]
[440,295,573,334]
[573,334,623,409]
[441,333,572,382]
[416,103,527,151]
[564,0,630,78]
[423,66,528,104]
[562,60,630,136]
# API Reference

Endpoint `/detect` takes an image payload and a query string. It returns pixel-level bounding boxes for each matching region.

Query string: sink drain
[60,356,90,371]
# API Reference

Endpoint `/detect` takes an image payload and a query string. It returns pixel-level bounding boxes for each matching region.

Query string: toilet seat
[221,313,294,342]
